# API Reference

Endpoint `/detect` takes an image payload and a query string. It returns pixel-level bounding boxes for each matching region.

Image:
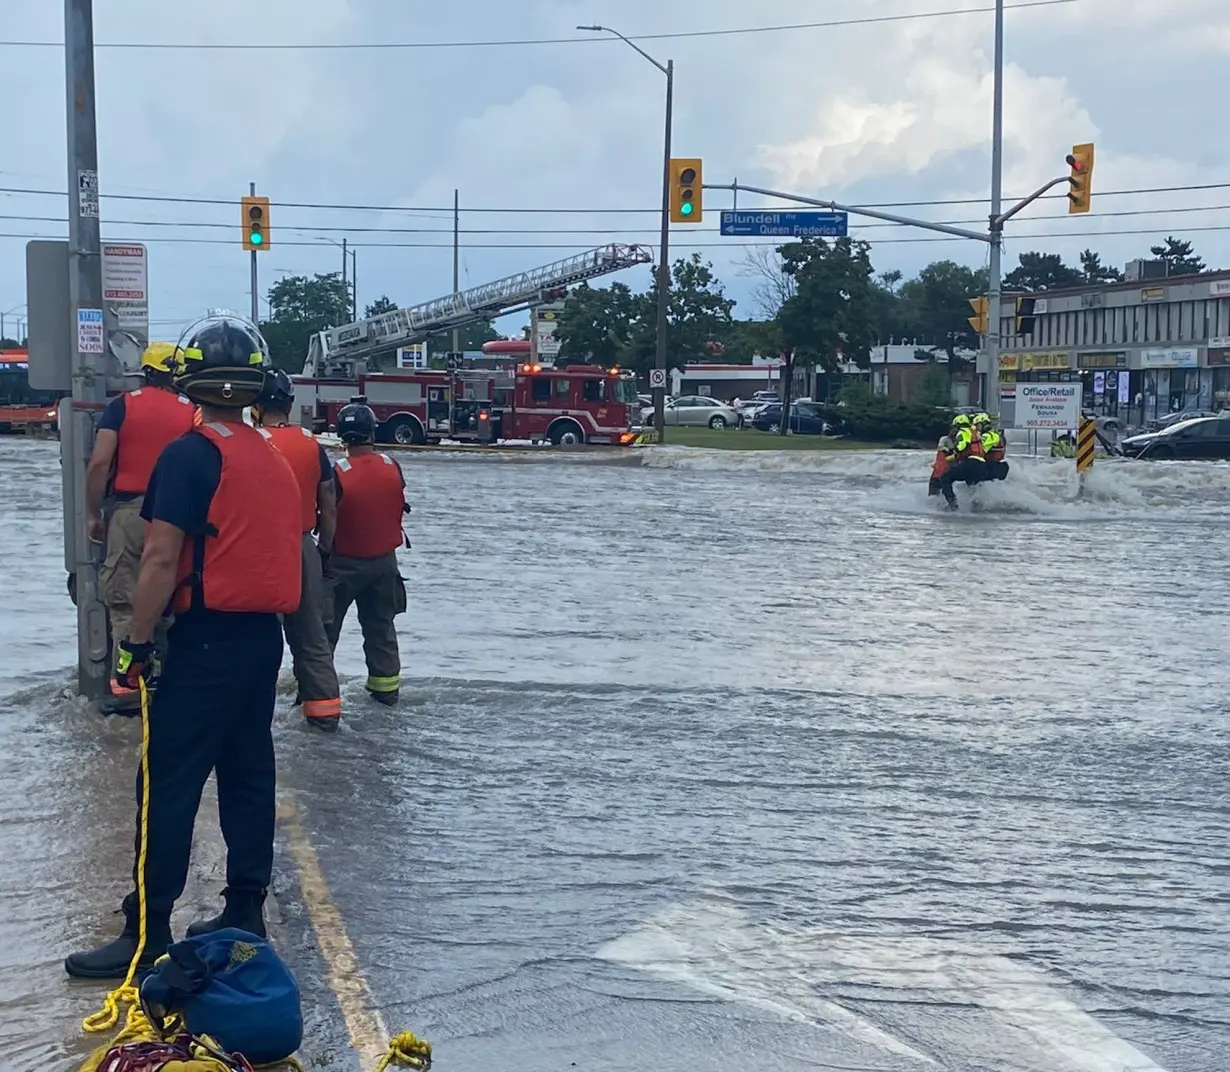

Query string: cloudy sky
[2,0,1228,344]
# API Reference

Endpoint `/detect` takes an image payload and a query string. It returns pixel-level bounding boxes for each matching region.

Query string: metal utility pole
[350,247,357,320]
[66,0,108,699]
[985,0,1005,413]
[452,189,460,354]
[578,25,673,443]
[341,236,348,299]
[249,181,259,323]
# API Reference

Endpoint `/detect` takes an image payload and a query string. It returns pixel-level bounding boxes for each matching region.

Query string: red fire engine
[292,244,652,446]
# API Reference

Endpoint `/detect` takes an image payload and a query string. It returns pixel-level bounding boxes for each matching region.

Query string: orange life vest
[931,449,950,479]
[333,452,405,559]
[112,387,196,495]
[264,424,324,534]
[172,421,302,615]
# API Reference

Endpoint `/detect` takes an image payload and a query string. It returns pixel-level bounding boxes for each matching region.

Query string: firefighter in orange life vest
[973,411,1009,480]
[251,369,343,731]
[65,313,302,979]
[85,340,196,713]
[937,413,987,509]
[326,401,409,706]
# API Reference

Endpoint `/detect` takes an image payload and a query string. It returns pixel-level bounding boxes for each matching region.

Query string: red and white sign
[102,243,147,301]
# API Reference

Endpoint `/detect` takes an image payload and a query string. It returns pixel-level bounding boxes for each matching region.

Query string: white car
[641,395,738,429]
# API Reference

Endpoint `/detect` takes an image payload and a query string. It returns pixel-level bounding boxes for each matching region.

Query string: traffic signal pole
[654,59,673,444]
[65,0,109,699]
[250,181,259,323]
[986,0,1005,414]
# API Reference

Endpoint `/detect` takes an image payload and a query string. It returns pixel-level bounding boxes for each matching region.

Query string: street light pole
[579,25,673,443]
[986,0,1005,414]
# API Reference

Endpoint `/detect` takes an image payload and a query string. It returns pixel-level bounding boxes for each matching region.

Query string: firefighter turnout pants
[101,496,169,702]
[132,612,283,921]
[325,550,405,700]
[282,533,342,724]
[939,458,988,505]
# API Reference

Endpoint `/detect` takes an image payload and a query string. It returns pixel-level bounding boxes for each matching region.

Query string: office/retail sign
[1014,383,1081,429]
[719,210,848,238]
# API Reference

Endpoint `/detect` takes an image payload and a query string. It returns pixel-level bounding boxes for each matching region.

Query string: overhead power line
[0,0,1087,50]
[2,181,1228,216]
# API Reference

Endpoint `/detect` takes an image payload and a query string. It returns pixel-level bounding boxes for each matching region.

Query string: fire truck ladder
[303,243,653,376]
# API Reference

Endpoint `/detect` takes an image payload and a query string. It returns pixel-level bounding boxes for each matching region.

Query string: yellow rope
[82,676,153,1036]
[371,1031,432,1071]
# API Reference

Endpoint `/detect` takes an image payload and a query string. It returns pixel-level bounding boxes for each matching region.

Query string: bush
[839,395,953,443]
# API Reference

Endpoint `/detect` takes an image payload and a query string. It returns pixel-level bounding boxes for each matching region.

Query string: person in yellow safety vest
[973,411,1009,481]
[85,340,196,713]
[937,413,986,509]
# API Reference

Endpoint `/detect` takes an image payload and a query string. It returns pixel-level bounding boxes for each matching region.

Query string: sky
[2,0,1229,346]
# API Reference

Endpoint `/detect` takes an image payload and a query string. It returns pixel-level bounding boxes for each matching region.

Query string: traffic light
[1015,296,1037,336]
[1066,143,1094,214]
[669,158,703,223]
[968,296,989,335]
[242,195,270,251]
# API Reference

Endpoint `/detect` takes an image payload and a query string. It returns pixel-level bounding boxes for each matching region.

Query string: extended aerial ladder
[301,243,653,379]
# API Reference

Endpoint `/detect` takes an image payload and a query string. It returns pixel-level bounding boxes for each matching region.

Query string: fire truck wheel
[549,420,586,447]
[385,415,426,446]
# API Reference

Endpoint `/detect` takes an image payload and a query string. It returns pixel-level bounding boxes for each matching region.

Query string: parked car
[1121,414,1230,459]
[641,395,738,429]
[750,401,839,436]
[1146,409,1217,432]
[735,399,775,427]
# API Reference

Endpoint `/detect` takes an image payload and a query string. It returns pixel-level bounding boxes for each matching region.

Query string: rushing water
[0,438,1225,1071]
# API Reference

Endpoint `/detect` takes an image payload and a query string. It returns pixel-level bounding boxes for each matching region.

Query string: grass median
[656,427,882,451]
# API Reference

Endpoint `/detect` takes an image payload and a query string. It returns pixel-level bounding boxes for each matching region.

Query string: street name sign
[720,210,849,238]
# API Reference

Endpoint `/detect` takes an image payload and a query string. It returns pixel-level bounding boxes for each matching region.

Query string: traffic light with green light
[669,158,703,223]
[242,195,270,250]
[1066,143,1094,214]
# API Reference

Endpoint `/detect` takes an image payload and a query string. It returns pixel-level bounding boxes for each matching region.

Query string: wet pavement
[0,437,1227,1071]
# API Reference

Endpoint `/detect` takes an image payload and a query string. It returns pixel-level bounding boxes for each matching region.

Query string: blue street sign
[719,210,849,238]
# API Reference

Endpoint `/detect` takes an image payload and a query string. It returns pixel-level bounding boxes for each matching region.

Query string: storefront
[1139,347,1207,421]
[1207,339,1230,407]
[1078,351,1133,420]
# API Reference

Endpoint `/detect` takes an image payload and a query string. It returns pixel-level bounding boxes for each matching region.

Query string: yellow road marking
[277,796,388,1067]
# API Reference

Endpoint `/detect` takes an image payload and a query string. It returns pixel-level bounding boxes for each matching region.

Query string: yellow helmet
[141,341,179,374]
[972,412,991,426]
[952,413,971,427]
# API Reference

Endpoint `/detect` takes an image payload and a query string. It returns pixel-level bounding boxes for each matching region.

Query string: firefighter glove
[116,640,156,690]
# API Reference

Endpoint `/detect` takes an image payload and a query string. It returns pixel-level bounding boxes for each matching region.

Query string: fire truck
[293,244,652,446]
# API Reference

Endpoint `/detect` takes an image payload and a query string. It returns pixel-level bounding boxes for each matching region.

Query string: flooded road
[0,437,1226,1071]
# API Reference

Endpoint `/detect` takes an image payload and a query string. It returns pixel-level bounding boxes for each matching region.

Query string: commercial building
[979,268,1230,425]
[671,355,785,399]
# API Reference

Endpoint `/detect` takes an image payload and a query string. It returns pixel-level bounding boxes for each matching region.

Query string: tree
[262,272,351,369]
[899,260,989,372]
[556,281,646,367]
[775,237,880,431]
[425,321,501,354]
[736,246,796,318]
[1079,249,1123,284]
[1150,236,1205,275]
[1003,251,1082,291]
[364,295,398,318]
[629,254,737,375]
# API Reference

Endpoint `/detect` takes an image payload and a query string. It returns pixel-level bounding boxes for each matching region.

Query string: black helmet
[174,312,269,408]
[337,402,377,444]
[253,368,295,419]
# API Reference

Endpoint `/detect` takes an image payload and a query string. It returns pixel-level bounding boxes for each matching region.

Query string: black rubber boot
[369,689,399,707]
[186,888,267,940]
[65,893,171,979]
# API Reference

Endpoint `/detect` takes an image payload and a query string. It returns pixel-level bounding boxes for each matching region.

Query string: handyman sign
[1014,383,1081,429]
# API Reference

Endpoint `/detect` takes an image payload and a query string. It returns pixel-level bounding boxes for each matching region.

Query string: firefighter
[974,411,1009,481]
[928,433,954,496]
[85,340,196,713]
[251,369,343,731]
[937,413,987,509]
[65,313,302,978]
[326,401,409,707]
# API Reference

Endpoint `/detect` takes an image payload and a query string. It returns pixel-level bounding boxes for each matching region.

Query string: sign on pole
[101,243,149,376]
[1012,383,1081,429]
[720,210,849,238]
[1076,417,1096,472]
[648,368,667,390]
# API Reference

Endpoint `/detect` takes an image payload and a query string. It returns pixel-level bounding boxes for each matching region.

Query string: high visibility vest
[112,387,195,495]
[981,429,1006,462]
[954,427,986,461]
[264,424,325,534]
[172,421,302,615]
[333,452,405,559]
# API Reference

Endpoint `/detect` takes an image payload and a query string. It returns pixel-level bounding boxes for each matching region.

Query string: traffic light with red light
[1066,143,1094,214]
[669,158,703,223]
[242,195,270,250]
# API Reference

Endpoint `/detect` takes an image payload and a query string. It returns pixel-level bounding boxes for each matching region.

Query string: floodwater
[0,437,1226,1071]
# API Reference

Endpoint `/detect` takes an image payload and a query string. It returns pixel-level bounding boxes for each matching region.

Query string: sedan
[1121,415,1230,459]
[751,401,837,435]
[641,395,738,429]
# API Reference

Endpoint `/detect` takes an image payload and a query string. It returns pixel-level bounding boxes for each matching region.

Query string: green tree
[775,237,879,431]
[634,253,737,375]
[723,319,783,364]
[364,295,398,317]
[1003,251,1082,291]
[897,259,988,380]
[1149,236,1205,275]
[262,272,351,369]
[425,321,501,354]
[872,269,915,343]
[1078,249,1123,284]
[556,281,646,367]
